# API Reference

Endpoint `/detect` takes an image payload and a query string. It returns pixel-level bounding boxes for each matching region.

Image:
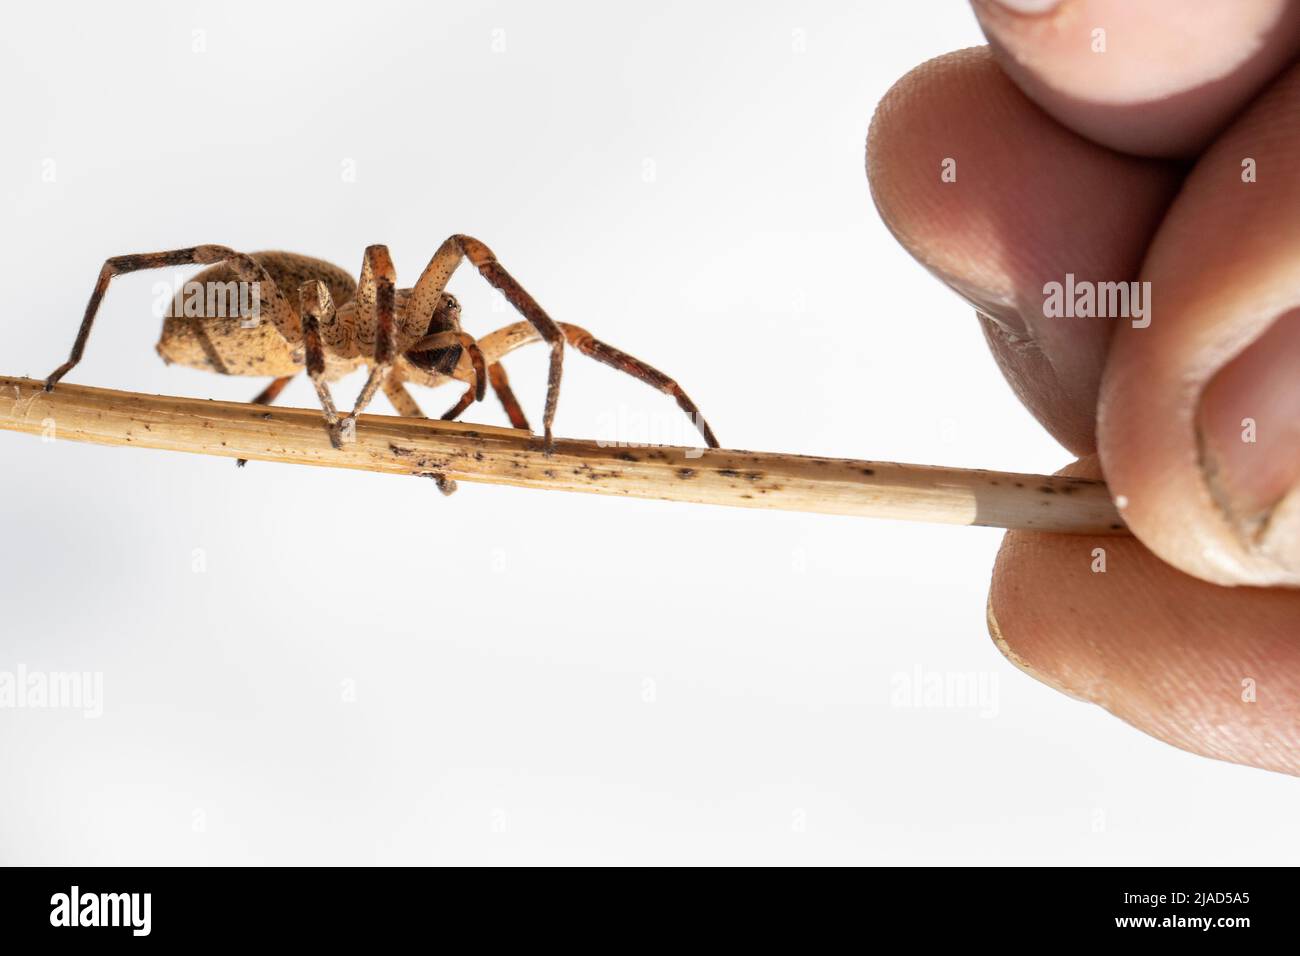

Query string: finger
[866,47,1180,453]
[971,0,1300,157]
[1099,60,1300,587]
[988,457,1300,776]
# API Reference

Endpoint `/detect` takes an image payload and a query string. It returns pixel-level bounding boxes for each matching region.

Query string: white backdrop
[1,0,1294,865]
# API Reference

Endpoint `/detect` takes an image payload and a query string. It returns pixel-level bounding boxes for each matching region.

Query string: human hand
[866,0,1300,773]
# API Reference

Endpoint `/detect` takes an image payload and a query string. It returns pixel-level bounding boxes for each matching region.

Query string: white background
[1,0,1294,865]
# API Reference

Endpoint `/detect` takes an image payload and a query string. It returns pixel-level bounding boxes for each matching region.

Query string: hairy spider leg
[338,244,399,442]
[487,362,530,431]
[250,375,295,406]
[299,280,347,448]
[449,321,719,448]
[381,368,426,418]
[410,235,564,451]
[45,245,296,390]
[562,324,719,448]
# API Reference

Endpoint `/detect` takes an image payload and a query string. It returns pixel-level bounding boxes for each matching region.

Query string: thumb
[1099,60,1300,587]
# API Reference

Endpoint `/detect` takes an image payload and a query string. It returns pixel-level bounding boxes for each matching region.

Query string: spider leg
[46,245,296,390]
[381,369,426,418]
[472,321,719,448]
[562,324,719,447]
[250,375,295,406]
[339,245,398,442]
[489,363,530,430]
[299,281,346,448]
[410,235,564,451]
[235,374,296,467]
[440,385,476,422]
[436,361,529,429]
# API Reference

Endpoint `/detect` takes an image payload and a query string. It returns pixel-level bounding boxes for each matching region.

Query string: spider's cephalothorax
[44,237,719,482]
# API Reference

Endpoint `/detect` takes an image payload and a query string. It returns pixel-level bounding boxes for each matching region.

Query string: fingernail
[986,597,1090,703]
[937,272,1033,340]
[1198,309,1300,576]
[988,0,1063,14]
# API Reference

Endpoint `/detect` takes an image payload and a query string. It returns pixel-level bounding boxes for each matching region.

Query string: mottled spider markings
[44,238,719,487]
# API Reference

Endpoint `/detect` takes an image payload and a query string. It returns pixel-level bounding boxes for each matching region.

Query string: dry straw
[0,376,1124,535]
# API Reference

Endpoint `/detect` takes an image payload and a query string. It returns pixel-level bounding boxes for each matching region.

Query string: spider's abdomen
[155,252,359,378]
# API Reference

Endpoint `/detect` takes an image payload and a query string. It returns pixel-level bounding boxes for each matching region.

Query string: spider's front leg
[410,235,565,452]
[338,244,398,443]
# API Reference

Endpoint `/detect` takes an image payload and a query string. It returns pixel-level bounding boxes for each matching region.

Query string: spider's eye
[424,293,462,336]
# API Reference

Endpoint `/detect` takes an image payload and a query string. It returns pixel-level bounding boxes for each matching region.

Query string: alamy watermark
[594,405,710,459]
[1043,273,1150,328]
[151,273,262,328]
[50,886,150,936]
[0,664,103,718]
[890,666,999,718]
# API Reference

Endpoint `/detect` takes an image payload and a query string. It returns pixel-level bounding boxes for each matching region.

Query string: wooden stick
[0,376,1125,534]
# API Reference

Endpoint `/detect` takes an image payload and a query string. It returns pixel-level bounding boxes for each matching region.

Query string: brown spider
[44,237,720,473]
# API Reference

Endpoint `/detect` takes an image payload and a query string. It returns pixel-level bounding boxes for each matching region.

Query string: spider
[44,237,719,473]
